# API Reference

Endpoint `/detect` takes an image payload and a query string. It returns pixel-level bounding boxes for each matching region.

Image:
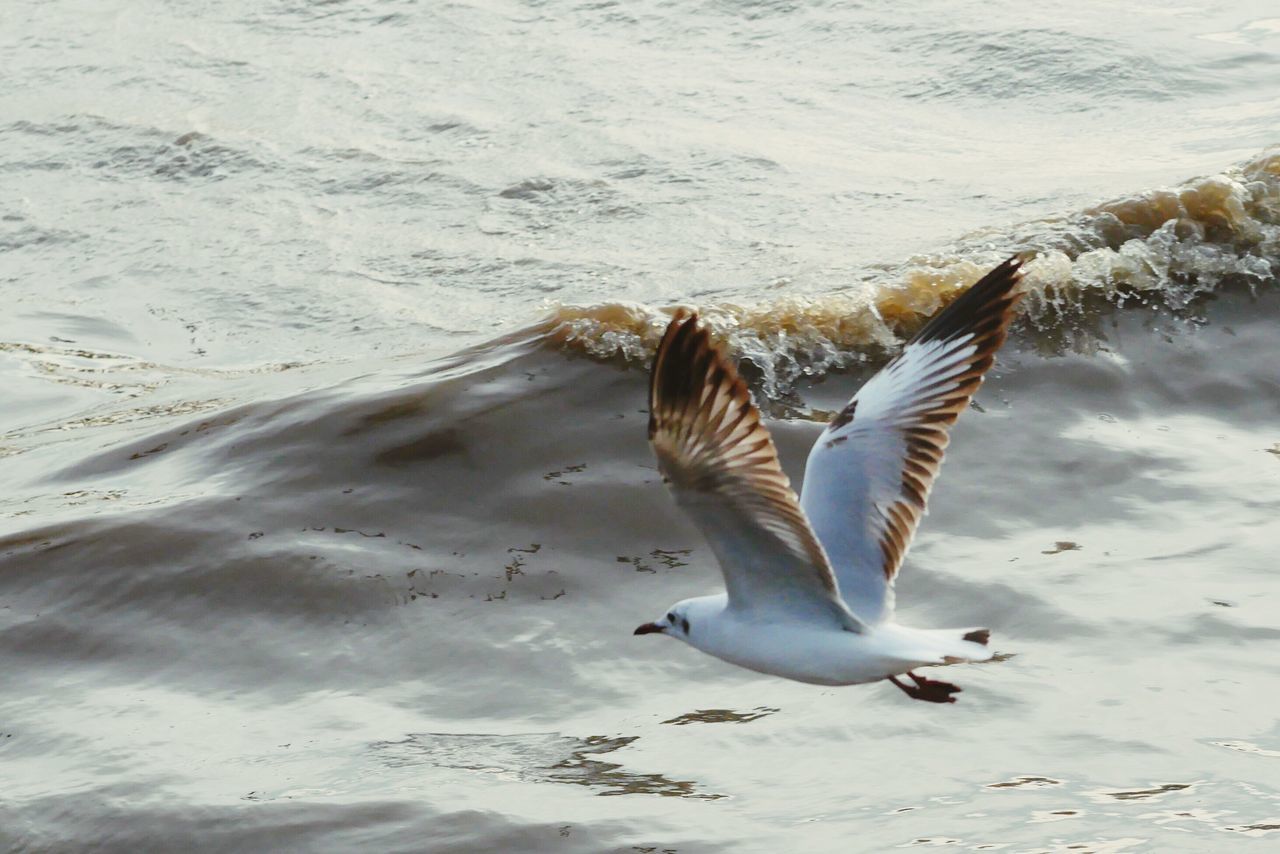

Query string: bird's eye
[666,612,676,623]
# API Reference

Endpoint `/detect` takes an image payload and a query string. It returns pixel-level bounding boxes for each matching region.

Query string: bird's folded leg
[888,672,961,704]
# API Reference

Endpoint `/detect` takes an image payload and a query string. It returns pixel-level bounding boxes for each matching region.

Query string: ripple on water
[372,732,725,800]
[660,707,779,726]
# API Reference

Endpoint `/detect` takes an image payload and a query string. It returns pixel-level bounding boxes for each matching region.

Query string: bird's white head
[633,596,722,643]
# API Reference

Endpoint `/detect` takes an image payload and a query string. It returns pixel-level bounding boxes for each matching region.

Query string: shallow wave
[548,149,1280,395]
[6,285,1279,851]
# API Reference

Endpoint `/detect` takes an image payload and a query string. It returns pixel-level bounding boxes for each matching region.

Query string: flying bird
[635,256,1024,703]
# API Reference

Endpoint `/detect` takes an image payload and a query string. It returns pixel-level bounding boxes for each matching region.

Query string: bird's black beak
[634,622,664,635]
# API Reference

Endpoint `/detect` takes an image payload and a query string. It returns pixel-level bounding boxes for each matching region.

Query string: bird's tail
[915,626,996,664]
[877,623,997,667]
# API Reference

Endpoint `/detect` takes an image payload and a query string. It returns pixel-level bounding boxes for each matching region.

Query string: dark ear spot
[681,616,690,634]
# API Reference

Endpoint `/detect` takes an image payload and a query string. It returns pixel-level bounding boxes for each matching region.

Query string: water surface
[3,1,1279,850]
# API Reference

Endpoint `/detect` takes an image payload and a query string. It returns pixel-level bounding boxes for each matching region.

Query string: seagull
[634,256,1024,703]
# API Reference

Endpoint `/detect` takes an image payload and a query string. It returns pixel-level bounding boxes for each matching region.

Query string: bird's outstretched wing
[799,256,1025,624]
[649,313,865,632]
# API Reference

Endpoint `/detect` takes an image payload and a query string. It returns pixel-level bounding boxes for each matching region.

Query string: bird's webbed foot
[888,671,962,704]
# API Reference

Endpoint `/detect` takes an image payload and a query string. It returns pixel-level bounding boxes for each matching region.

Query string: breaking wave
[546,149,1280,395]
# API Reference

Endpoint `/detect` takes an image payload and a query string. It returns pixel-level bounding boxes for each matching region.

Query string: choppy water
[3,1,1279,851]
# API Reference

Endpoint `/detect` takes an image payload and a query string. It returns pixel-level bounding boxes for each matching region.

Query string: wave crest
[547,150,1280,396]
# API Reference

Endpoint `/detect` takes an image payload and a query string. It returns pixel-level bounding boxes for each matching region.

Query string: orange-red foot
[888,671,962,704]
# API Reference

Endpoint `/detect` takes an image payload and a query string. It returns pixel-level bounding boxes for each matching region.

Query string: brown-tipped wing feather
[800,256,1025,624]
[649,313,865,632]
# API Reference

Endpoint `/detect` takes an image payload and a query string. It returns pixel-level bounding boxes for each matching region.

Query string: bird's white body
[638,257,1024,702]
[656,594,993,686]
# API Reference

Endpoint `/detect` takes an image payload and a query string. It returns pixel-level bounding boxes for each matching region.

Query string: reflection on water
[1212,739,1280,758]
[373,732,724,800]
[1041,541,1082,555]
[661,708,780,726]
[1086,781,1196,802]
[1222,821,1280,837]
[975,774,1280,842]
[1028,808,1084,824]
[985,775,1064,790]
